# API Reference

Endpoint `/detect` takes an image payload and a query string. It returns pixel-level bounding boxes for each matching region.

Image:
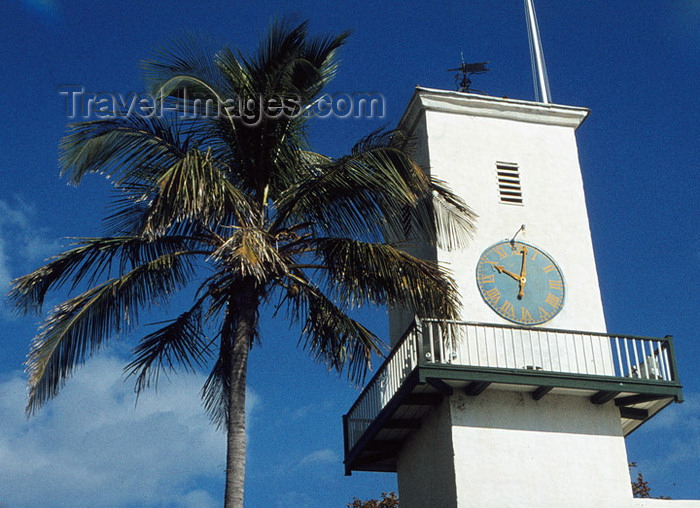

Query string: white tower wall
[347,86,686,508]
[392,89,605,338]
[391,89,628,507]
[397,392,634,508]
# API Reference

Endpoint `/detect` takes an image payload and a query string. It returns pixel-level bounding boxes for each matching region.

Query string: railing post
[664,335,679,383]
[415,317,425,367]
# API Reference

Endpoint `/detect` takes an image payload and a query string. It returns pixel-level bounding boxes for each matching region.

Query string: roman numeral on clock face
[480,274,496,285]
[493,245,509,259]
[483,287,501,305]
[498,300,515,319]
[545,292,562,309]
[520,307,534,324]
[548,279,564,291]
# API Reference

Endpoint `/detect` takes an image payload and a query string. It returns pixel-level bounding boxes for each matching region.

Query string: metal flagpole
[524,0,552,103]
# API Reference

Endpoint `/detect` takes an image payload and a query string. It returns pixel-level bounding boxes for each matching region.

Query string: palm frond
[140,148,256,235]
[9,235,193,314]
[273,143,428,241]
[25,252,192,414]
[210,227,288,284]
[295,27,350,96]
[274,129,476,248]
[406,177,477,251]
[201,338,230,429]
[125,296,212,395]
[141,32,225,99]
[60,115,190,186]
[311,237,461,320]
[281,272,386,384]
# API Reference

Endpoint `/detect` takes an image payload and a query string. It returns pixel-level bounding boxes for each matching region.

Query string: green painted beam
[418,364,683,401]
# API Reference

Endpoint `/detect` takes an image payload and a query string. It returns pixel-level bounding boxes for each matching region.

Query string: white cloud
[299,448,338,466]
[246,385,261,425]
[0,197,69,318]
[651,394,700,466]
[0,354,228,508]
[0,198,51,276]
[627,393,700,499]
[0,198,32,229]
[179,490,220,508]
[0,235,11,294]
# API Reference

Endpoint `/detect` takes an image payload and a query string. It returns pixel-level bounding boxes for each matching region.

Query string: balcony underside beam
[464,380,491,396]
[620,407,649,420]
[532,386,553,400]
[590,391,621,405]
[427,377,454,396]
[615,394,672,407]
[364,440,404,453]
[384,419,422,430]
[349,452,398,472]
[404,393,443,406]
[418,364,682,402]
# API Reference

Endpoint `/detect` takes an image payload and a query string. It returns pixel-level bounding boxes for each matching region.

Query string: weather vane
[448,52,489,93]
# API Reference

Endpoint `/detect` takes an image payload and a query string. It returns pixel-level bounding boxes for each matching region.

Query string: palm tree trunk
[224,280,257,508]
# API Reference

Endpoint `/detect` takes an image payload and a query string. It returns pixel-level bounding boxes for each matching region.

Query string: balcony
[343,319,683,475]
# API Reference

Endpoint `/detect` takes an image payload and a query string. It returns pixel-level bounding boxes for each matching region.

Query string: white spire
[524,0,552,103]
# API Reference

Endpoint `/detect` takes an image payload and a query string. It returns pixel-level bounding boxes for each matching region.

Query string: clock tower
[342,88,683,507]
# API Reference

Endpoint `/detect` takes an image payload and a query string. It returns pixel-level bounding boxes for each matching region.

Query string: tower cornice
[399,87,590,133]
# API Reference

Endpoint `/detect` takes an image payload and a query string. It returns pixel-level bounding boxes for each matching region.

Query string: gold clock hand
[518,246,528,299]
[494,265,522,282]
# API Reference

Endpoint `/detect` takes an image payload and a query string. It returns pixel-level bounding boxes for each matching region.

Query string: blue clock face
[476,241,565,325]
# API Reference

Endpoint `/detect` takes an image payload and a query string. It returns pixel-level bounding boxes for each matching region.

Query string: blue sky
[1,0,698,506]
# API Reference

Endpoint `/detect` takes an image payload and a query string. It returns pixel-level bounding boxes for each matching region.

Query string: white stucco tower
[342,88,683,507]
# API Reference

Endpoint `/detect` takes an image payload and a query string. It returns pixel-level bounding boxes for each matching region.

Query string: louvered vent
[496,162,523,204]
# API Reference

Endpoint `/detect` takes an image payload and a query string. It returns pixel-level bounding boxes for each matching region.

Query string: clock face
[476,241,565,325]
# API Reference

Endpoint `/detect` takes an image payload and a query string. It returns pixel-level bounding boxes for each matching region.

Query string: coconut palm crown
[10,19,475,508]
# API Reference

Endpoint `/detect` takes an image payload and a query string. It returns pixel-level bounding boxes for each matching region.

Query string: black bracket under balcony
[532,386,554,400]
[591,391,621,405]
[620,407,649,420]
[384,419,422,430]
[464,380,491,396]
[427,377,454,396]
[615,394,672,406]
[404,393,444,406]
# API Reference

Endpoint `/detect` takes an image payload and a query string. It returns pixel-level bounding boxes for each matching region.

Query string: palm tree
[10,19,474,508]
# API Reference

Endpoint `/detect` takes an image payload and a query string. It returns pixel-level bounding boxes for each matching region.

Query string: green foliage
[630,462,670,499]
[348,492,399,508]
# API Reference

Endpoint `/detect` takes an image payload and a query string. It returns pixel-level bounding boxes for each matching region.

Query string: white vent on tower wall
[496,162,523,205]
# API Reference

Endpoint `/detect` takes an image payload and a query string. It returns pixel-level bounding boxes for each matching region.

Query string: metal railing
[345,324,420,452]
[345,319,678,453]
